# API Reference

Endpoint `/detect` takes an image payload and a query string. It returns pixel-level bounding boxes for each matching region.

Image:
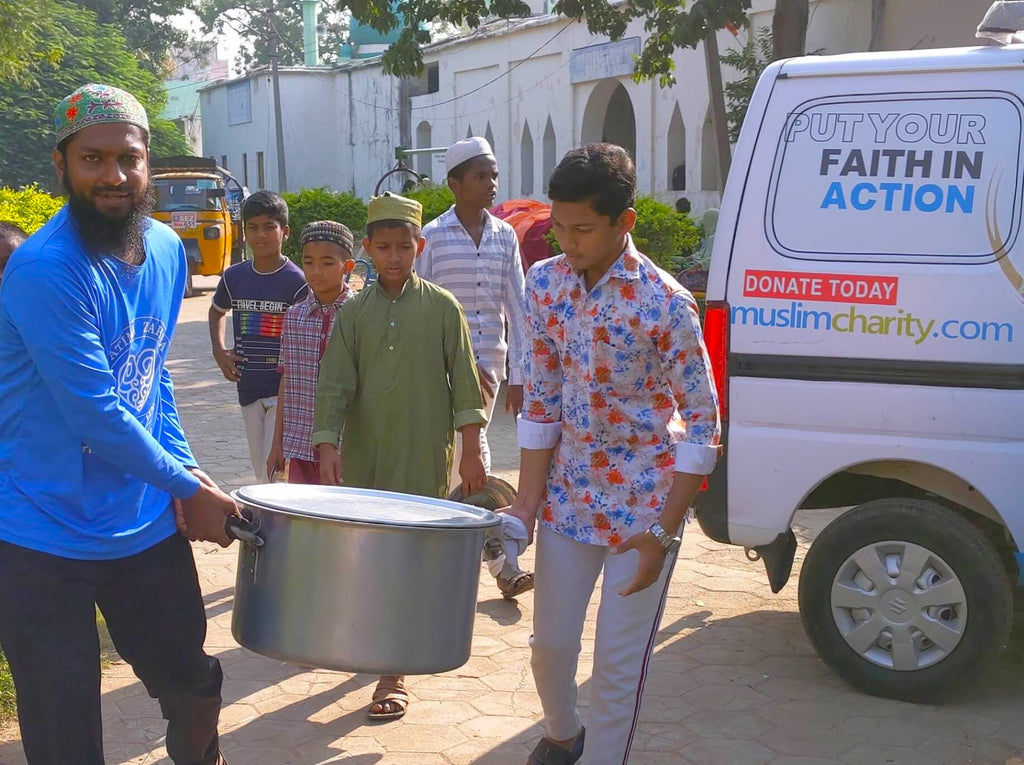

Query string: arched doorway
[580,80,636,158]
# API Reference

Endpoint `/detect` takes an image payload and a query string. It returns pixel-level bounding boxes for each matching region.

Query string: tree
[343,0,752,84]
[772,0,808,60]
[0,1,65,84]
[197,1,350,71]
[720,27,773,142]
[0,0,188,188]
[69,0,194,73]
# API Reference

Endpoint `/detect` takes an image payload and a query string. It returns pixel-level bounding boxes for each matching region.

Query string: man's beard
[63,172,156,262]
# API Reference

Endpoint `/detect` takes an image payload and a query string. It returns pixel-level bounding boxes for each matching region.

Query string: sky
[171,8,243,76]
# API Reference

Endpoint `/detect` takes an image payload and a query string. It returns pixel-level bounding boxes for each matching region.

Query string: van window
[765,91,1024,265]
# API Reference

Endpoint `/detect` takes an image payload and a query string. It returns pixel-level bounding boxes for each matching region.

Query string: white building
[200,0,993,214]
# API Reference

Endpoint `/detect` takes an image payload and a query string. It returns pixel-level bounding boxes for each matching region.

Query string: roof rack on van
[978,1,1024,45]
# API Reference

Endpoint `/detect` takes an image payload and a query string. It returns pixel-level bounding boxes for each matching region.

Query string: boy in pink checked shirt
[504,144,721,765]
[268,221,354,484]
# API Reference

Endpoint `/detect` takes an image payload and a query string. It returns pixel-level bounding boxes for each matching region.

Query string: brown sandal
[368,676,409,721]
[498,570,535,600]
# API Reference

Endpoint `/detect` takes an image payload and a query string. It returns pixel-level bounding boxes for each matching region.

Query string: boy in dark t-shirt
[209,191,307,482]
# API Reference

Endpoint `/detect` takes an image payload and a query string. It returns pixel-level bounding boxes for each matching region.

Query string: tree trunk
[773,0,809,60]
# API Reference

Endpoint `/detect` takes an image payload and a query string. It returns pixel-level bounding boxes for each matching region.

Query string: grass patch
[0,610,118,726]
[0,650,15,723]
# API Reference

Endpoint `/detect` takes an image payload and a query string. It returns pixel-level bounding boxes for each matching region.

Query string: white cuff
[517,416,561,449]
[674,442,720,475]
[508,367,524,386]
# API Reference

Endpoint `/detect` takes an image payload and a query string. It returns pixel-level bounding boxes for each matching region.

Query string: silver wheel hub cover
[830,541,968,671]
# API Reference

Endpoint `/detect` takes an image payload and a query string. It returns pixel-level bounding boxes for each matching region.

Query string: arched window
[416,121,432,177]
[701,112,720,191]
[542,117,556,194]
[521,121,535,196]
[484,122,495,153]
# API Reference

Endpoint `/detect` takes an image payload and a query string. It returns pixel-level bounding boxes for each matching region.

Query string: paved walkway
[2,276,1024,764]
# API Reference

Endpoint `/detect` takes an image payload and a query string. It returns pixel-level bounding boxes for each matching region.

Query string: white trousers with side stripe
[530,524,679,764]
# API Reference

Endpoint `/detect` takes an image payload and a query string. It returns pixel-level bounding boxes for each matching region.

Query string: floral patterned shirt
[517,237,721,546]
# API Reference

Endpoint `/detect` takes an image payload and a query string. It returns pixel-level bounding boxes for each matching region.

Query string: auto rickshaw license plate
[171,212,197,230]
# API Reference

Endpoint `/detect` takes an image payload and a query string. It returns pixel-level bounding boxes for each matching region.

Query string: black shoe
[528,727,585,764]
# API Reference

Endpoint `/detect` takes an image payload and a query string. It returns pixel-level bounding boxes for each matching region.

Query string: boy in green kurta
[312,192,488,722]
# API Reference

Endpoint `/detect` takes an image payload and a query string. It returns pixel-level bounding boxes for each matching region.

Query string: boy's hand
[611,530,668,596]
[477,365,497,399]
[497,504,537,545]
[214,346,244,383]
[459,450,487,496]
[318,443,343,486]
[505,384,524,417]
[266,442,285,482]
[179,480,239,547]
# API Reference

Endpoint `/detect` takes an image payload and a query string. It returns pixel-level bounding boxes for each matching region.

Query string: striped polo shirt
[418,206,527,384]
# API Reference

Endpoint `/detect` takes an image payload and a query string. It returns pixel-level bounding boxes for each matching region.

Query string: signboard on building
[570,37,641,84]
[227,81,252,126]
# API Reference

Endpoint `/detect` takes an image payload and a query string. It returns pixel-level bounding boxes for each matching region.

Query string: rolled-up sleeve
[658,290,721,475]
[517,267,563,450]
[443,299,487,430]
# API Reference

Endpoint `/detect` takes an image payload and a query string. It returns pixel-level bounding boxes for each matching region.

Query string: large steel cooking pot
[227,483,500,675]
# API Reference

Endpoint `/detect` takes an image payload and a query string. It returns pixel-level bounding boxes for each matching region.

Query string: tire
[184,272,195,298]
[798,498,1013,702]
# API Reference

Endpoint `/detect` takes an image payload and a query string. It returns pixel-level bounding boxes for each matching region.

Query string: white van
[695,33,1024,702]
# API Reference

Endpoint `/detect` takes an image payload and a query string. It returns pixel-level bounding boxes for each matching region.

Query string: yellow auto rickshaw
[151,156,245,296]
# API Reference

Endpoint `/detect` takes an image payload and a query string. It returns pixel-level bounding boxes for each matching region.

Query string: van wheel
[798,498,1012,702]
[184,272,195,298]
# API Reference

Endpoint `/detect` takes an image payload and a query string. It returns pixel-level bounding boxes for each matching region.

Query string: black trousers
[0,533,223,765]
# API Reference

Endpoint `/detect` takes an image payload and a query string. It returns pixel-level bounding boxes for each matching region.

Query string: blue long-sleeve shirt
[0,208,202,560]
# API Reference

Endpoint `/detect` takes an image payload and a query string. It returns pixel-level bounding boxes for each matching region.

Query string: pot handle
[225,510,264,548]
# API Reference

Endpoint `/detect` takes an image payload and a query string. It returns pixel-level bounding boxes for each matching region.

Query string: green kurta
[312,273,487,499]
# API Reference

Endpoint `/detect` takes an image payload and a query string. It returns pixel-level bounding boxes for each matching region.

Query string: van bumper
[693,423,798,593]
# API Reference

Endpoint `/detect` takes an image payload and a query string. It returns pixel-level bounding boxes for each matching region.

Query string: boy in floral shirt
[504,144,720,764]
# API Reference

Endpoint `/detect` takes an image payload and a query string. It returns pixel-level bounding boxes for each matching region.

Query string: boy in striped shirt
[418,137,528,487]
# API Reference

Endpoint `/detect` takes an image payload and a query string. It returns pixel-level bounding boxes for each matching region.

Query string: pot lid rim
[232,484,501,529]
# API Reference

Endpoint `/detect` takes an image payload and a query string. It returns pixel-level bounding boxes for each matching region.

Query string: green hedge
[0,185,63,234]
[280,187,368,263]
[544,195,701,271]
[403,182,454,227]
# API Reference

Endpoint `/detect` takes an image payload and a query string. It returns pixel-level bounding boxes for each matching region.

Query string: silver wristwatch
[647,522,682,555]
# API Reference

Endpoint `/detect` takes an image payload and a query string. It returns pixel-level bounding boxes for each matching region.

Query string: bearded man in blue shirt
[0,84,237,765]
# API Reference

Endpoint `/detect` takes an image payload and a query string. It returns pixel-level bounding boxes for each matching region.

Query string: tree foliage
[343,0,751,84]
[0,0,188,189]
[197,1,350,71]
[720,26,773,142]
[70,0,193,73]
[0,1,65,84]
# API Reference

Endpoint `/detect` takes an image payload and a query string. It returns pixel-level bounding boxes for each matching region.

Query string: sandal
[528,727,585,764]
[498,570,535,600]
[368,676,409,721]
